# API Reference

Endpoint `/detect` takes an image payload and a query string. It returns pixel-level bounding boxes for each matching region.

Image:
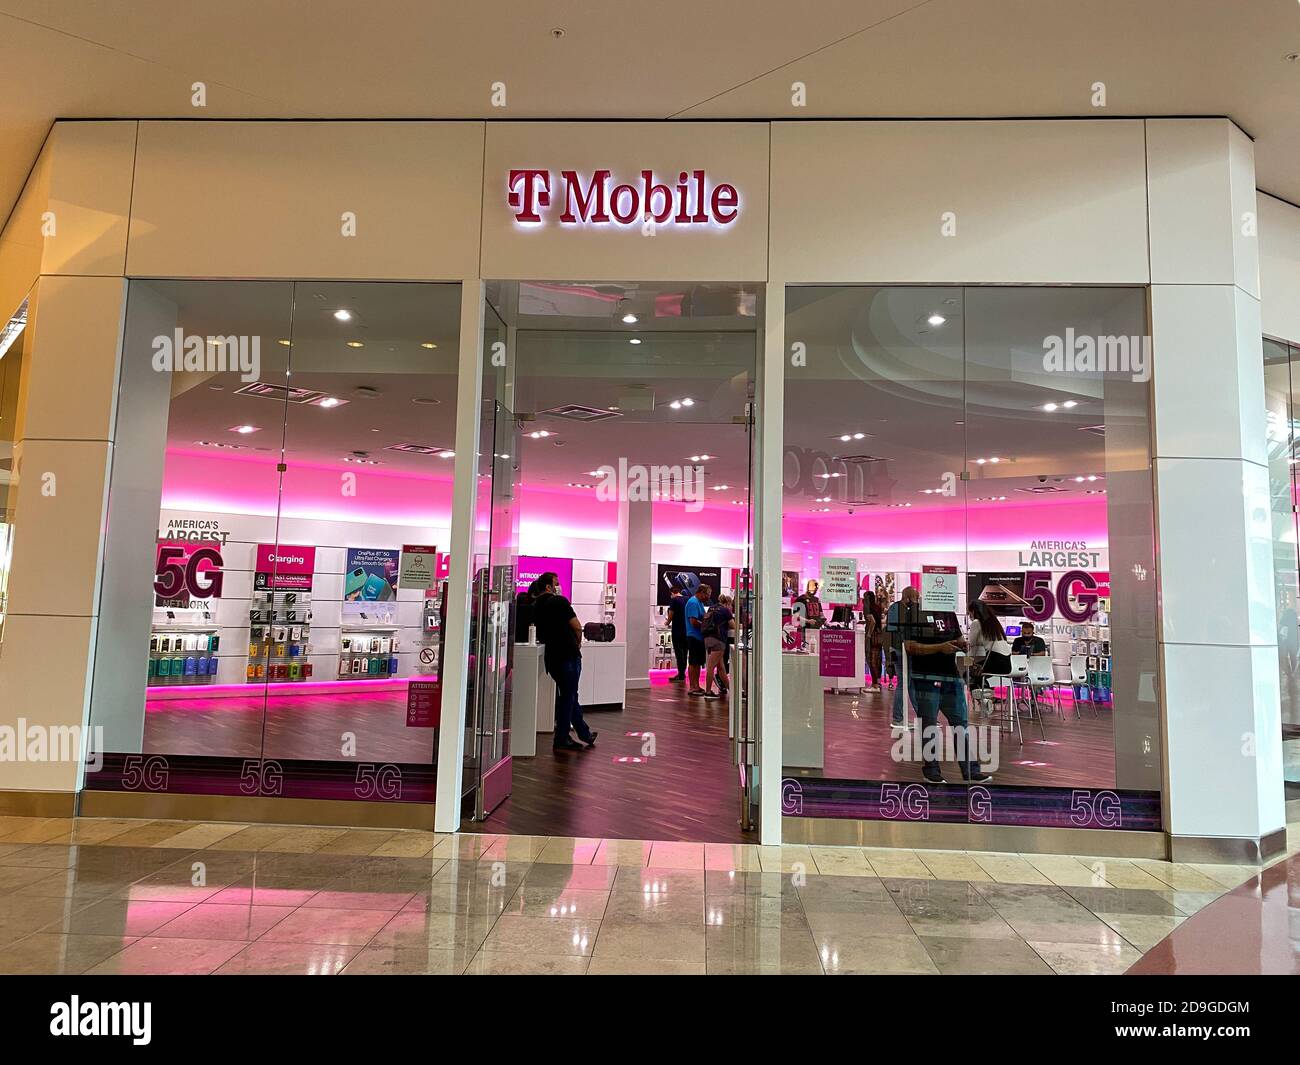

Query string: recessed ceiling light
[228,424,260,434]
[1062,400,1078,409]
[927,314,947,326]
[1042,402,1058,412]
[421,342,437,349]
[437,450,455,459]
[346,340,364,348]
[622,313,638,324]
[317,396,345,409]
[669,401,682,410]
[839,434,851,442]
[528,430,553,439]
[333,309,352,321]
[629,338,642,345]
[680,398,694,407]
[277,339,291,347]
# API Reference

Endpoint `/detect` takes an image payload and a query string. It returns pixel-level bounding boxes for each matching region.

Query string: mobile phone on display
[345,568,368,600]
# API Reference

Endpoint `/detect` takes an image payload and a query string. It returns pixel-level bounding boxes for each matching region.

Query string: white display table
[512,641,627,756]
[782,652,825,769]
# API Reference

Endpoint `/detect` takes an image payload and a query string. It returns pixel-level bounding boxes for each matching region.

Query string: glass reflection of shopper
[885,586,921,729]
[666,587,689,682]
[684,584,712,695]
[904,612,990,784]
[702,593,735,700]
[795,579,825,628]
[864,590,884,689]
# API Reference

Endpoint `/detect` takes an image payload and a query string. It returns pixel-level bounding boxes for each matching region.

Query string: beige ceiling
[2,0,1298,232]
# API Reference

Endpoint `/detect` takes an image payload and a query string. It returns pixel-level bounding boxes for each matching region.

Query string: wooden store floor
[141,676,1117,844]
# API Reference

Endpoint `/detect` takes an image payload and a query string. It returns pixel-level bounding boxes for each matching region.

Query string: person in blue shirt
[684,584,711,695]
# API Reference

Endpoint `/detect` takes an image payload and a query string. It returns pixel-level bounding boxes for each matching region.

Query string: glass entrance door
[470,399,520,819]
[731,399,759,831]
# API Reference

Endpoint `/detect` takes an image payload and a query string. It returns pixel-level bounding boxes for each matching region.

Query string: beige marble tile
[970,853,1052,885]
[591,838,655,866]
[0,933,137,975]
[214,941,358,975]
[258,828,349,854]
[865,852,934,880]
[87,936,248,975]
[464,951,589,975]
[648,841,706,870]
[68,819,147,845]
[534,837,602,865]
[1022,854,1103,888]
[153,823,249,850]
[370,833,440,858]
[592,918,706,962]
[204,826,298,852]
[97,821,195,848]
[587,956,705,975]
[1077,859,1168,890]
[810,847,873,877]
[480,835,552,862]
[0,818,74,844]
[704,843,762,872]
[481,915,598,956]
[813,930,938,975]
[429,834,499,861]
[757,845,814,874]
[1186,863,1262,890]
[1099,912,1186,952]
[915,851,992,882]
[1130,860,1227,892]
[314,829,401,856]
[1029,939,1143,975]
[341,944,469,975]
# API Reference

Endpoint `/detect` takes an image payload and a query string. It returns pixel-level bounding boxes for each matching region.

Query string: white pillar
[755,281,785,844]
[434,282,486,833]
[1146,119,1286,861]
[616,496,652,688]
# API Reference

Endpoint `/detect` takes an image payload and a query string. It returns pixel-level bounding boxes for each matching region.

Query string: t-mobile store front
[0,117,1287,862]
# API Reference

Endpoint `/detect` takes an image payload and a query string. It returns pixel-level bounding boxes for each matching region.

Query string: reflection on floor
[815,683,1119,788]
[482,677,746,843]
[143,686,434,762]
[0,814,1294,975]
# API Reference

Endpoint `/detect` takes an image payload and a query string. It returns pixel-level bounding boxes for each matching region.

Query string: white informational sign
[921,564,958,611]
[399,545,438,591]
[820,556,858,604]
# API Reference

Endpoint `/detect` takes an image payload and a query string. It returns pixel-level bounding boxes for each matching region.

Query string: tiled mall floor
[0,815,1294,975]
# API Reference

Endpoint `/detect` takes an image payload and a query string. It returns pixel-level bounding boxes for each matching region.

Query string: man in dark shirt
[901,609,990,785]
[666,589,689,681]
[1011,621,1048,656]
[532,572,596,752]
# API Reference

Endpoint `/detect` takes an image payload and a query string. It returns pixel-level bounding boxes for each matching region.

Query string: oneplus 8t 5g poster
[344,547,400,602]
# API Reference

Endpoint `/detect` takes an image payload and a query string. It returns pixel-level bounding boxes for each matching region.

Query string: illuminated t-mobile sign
[507,169,740,227]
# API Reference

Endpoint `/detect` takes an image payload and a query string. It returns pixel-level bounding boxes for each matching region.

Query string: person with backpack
[702,593,735,700]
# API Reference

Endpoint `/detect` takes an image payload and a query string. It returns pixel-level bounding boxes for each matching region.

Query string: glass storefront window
[86,281,462,803]
[1263,336,1300,798]
[780,285,1160,832]
[0,290,33,649]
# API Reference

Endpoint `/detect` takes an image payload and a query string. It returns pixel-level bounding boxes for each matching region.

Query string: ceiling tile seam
[663,0,941,119]
[0,11,323,119]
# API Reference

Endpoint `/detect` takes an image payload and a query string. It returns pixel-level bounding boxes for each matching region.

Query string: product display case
[338,600,400,679]
[149,605,220,684]
[245,589,314,683]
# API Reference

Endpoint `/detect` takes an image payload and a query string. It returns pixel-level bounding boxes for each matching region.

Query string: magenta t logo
[507,169,551,223]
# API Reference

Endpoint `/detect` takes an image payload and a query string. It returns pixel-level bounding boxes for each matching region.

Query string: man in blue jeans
[902,610,992,784]
[885,586,920,729]
[532,572,597,753]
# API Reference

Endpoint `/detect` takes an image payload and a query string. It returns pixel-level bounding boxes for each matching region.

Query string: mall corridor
[0,814,1294,976]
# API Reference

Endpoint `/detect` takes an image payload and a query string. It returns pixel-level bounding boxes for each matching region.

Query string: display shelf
[149,606,220,684]
[245,589,314,683]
